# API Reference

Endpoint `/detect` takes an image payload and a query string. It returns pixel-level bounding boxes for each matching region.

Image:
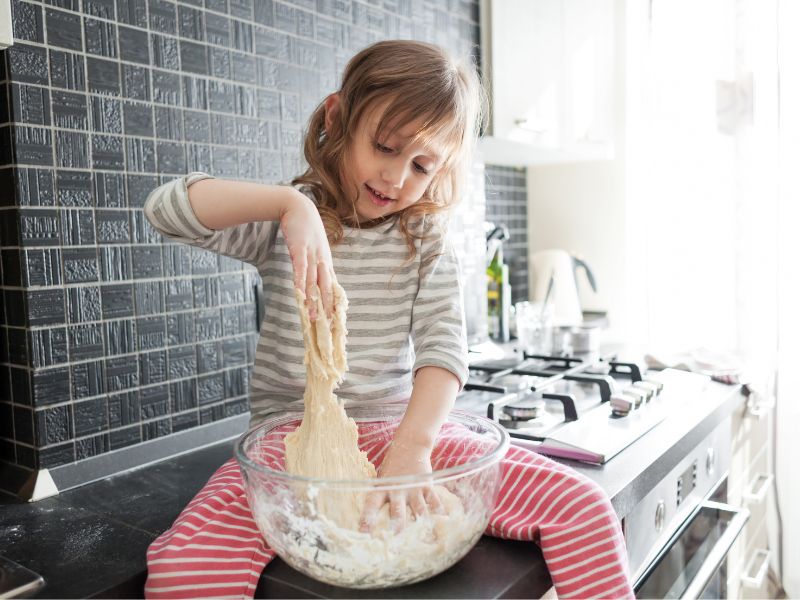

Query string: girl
[144,40,634,599]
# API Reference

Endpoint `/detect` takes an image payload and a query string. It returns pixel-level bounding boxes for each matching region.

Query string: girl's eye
[375,142,393,153]
[413,163,429,175]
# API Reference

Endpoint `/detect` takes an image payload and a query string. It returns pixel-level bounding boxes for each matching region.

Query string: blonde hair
[292,40,486,259]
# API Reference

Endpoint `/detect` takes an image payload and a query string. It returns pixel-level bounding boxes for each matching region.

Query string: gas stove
[456,350,677,464]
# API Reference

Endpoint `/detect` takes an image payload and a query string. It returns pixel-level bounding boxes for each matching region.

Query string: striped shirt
[144,173,469,425]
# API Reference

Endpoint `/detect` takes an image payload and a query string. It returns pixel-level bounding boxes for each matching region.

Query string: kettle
[530,249,597,326]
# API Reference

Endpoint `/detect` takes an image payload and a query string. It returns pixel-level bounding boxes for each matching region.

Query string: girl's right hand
[280,192,336,321]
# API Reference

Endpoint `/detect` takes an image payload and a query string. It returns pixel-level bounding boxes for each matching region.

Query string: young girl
[143,40,634,599]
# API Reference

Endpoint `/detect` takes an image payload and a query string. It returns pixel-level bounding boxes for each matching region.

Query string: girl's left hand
[359,439,444,533]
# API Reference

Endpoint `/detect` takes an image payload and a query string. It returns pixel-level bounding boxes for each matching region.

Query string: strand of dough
[284,284,376,531]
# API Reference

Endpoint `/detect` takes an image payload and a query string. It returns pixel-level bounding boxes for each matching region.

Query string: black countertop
[0,379,743,599]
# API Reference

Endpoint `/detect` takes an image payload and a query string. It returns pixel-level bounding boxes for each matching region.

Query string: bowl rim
[234,406,510,489]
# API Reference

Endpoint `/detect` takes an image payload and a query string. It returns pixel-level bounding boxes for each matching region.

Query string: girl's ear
[324,93,341,134]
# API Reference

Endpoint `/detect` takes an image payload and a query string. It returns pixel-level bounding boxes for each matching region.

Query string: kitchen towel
[145,426,634,600]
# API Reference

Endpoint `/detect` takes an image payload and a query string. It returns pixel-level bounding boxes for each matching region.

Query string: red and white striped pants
[146,428,634,599]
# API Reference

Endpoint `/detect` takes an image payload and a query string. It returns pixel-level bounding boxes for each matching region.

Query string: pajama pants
[145,423,634,599]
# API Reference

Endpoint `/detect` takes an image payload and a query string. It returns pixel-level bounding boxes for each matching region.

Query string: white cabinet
[1,0,13,50]
[480,0,616,164]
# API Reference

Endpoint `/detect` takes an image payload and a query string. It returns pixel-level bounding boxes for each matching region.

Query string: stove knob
[655,500,666,532]
[633,381,658,401]
[643,378,664,395]
[610,394,634,417]
[622,388,646,408]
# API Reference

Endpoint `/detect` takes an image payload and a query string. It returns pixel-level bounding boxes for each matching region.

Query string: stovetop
[456,351,683,464]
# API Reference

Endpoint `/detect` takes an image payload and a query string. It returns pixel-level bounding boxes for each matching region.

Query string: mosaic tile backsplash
[0,0,481,492]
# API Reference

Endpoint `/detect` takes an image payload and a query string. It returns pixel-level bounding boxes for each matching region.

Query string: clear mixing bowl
[235,404,510,589]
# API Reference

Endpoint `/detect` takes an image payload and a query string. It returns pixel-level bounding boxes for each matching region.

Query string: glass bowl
[235,404,510,589]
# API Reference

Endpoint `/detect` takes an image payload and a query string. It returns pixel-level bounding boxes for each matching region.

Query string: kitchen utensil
[530,249,597,326]
[236,404,509,589]
[515,301,553,355]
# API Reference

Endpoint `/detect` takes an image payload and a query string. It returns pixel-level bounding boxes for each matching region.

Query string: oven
[627,417,749,599]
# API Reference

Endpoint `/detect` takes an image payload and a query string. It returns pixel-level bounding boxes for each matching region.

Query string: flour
[269,284,487,587]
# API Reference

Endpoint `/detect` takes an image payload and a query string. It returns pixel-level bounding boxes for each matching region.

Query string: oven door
[634,500,749,599]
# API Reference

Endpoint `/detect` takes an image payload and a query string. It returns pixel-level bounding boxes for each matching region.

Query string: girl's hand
[359,439,445,533]
[280,192,336,320]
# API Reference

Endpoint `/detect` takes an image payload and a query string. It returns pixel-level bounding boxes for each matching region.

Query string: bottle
[487,249,503,340]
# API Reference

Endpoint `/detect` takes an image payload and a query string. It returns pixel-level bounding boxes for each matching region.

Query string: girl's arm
[145,174,336,320]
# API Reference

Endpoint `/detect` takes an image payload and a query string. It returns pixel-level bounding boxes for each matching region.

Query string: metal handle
[681,501,750,599]
[742,473,774,504]
[741,548,770,589]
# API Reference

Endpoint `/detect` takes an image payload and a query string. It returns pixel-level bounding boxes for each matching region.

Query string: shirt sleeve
[143,172,280,274]
[410,216,470,390]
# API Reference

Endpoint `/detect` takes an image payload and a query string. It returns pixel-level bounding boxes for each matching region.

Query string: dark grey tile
[60,208,95,245]
[186,142,212,172]
[136,316,166,351]
[179,39,208,75]
[154,106,183,140]
[13,406,35,444]
[191,246,218,275]
[99,245,132,281]
[212,146,238,177]
[182,75,207,109]
[196,340,221,373]
[108,391,141,427]
[139,349,167,384]
[1,250,22,286]
[172,410,198,432]
[149,0,177,34]
[134,280,163,314]
[57,170,92,206]
[13,126,53,166]
[71,360,106,399]
[169,377,197,411]
[257,89,280,120]
[253,0,273,26]
[10,367,32,406]
[105,319,136,355]
[204,11,228,44]
[106,355,139,391]
[52,90,88,129]
[150,33,180,70]
[76,433,110,460]
[7,44,49,85]
[118,26,150,64]
[63,247,100,283]
[166,312,194,345]
[84,17,118,58]
[229,0,253,19]
[221,304,244,336]
[122,64,151,101]
[178,5,205,40]
[126,174,158,208]
[101,283,134,318]
[87,56,120,95]
[67,285,102,322]
[231,52,256,84]
[35,404,73,446]
[194,308,221,341]
[11,83,51,125]
[274,1,296,33]
[193,275,219,307]
[46,8,83,51]
[28,327,69,367]
[29,366,70,407]
[125,137,156,172]
[49,49,85,90]
[142,417,171,441]
[222,335,247,367]
[23,248,61,286]
[183,110,209,142]
[168,345,196,380]
[68,323,105,360]
[15,167,55,207]
[223,366,246,397]
[27,288,66,326]
[156,141,187,174]
[12,0,45,43]
[116,0,148,27]
[131,245,163,278]
[92,134,125,170]
[95,208,131,243]
[55,129,90,169]
[90,96,123,134]
[109,424,142,449]
[6,326,29,364]
[83,0,115,19]
[205,0,227,14]
[209,46,230,79]
[232,20,253,53]
[140,383,168,418]
[38,441,75,467]
[122,100,154,136]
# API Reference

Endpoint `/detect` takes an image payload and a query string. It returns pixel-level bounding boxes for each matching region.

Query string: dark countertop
[1,379,743,599]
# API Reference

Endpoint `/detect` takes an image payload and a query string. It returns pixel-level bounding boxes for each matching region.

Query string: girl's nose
[381,162,407,188]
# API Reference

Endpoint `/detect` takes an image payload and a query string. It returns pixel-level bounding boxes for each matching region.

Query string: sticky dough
[283,284,461,532]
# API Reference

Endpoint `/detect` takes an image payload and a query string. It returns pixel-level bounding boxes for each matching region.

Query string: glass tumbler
[514,301,554,355]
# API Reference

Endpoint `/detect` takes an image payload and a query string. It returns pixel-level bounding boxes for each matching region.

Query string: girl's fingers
[317,263,334,320]
[388,491,406,532]
[292,247,307,297]
[409,490,428,519]
[359,491,385,533]
[424,486,445,515]
[305,254,318,321]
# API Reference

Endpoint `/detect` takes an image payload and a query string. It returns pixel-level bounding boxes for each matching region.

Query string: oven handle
[681,500,750,599]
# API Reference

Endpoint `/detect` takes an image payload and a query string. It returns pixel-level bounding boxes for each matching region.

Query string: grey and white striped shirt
[144,173,469,425]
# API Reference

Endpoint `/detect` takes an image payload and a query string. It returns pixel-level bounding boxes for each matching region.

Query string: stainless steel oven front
[626,417,749,599]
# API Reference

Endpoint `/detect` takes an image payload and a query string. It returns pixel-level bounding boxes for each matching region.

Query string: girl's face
[329,96,451,221]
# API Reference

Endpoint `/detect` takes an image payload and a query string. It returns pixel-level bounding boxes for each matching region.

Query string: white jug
[529,249,597,326]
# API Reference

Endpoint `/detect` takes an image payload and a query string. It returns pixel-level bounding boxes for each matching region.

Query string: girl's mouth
[365,184,395,207]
